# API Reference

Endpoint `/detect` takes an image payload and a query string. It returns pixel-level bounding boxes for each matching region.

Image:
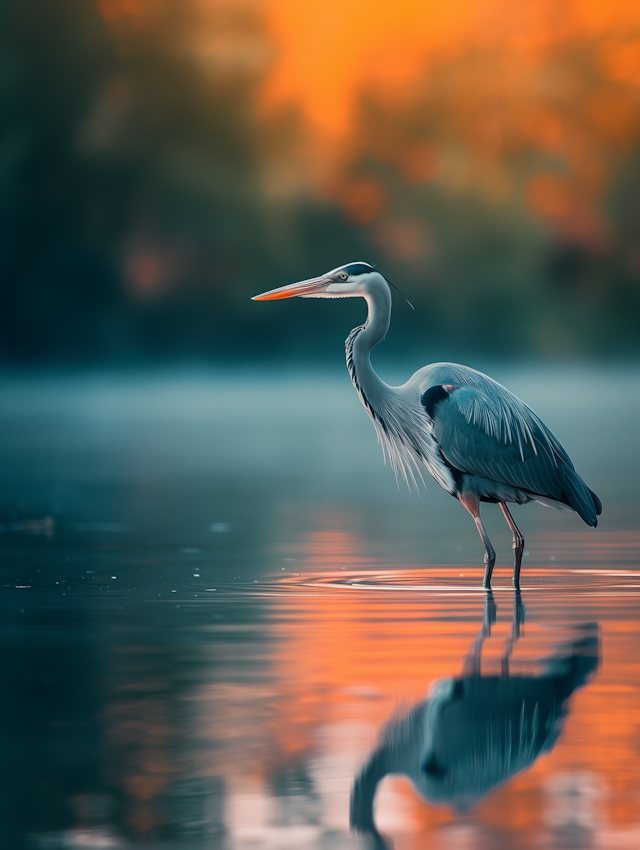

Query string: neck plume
[345,283,428,491]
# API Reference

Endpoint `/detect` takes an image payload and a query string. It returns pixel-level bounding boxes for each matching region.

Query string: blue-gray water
[1,366,639,849]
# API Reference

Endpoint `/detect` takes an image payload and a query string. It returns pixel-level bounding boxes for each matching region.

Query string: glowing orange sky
[261,0,640,137]
[261,0,479,135]
[257,0,640,234]
[97,0,640,234]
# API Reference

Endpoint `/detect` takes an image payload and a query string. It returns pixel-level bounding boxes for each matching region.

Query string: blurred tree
[1,0,639,363]
[0,0,123,361]
[329,35,640,358]
[0,0,273,361]
[0,0,369,362]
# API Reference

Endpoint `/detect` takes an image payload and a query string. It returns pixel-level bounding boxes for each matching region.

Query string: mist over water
[1,365,639,849]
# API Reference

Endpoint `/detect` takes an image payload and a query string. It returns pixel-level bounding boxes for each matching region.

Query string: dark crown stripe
[343,262,374,277]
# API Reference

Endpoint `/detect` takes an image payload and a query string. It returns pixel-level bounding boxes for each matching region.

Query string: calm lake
[1,365,639,850]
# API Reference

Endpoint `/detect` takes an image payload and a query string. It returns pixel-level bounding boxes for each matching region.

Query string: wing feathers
[428,383,598,519]
[563,470,600,527]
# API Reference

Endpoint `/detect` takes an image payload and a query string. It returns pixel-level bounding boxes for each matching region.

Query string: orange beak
[251,276,331,301]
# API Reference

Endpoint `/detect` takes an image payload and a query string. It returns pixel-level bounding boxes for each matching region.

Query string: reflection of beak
[252,276,331,301]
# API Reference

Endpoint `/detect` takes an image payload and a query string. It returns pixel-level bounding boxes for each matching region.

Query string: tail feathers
[563,469,601,527]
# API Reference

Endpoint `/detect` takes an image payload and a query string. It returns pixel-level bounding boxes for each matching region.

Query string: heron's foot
[482,553,495,590]
[512,556,523,588]
[511,540,524,590]
[512,538,524,582]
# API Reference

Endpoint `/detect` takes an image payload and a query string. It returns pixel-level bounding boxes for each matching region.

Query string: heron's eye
[339,272,348,280]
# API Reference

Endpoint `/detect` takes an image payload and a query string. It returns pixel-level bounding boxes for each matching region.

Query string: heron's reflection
[351,592,599,848]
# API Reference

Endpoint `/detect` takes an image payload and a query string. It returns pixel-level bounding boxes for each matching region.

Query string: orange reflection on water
[267,525,640,845]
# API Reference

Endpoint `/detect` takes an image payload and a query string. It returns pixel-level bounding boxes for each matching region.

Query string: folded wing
[427,384,601,526]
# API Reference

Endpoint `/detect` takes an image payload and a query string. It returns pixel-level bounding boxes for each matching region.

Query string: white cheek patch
[301,291,354,299]
[325,283,354,295]
[301,282,360,299]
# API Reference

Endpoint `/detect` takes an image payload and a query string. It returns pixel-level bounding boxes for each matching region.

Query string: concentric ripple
[275,567,640,595]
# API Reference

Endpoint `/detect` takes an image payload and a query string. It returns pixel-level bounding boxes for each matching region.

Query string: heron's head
[251,262,385,302]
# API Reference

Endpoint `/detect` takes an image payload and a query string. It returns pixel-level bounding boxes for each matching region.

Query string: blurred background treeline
[2,0,640,365]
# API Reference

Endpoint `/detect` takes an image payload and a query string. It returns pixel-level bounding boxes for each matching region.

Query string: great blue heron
[252,262,602,588]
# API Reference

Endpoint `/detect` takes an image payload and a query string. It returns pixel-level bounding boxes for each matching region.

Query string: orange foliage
[339,177,386,224]
[93,0,640,251]
[527,173,573,220]
[261,1,640,134]
[259,0,640,227]
[95,0,640,229]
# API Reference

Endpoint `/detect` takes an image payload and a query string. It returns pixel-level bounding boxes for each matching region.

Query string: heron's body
[253,262,601,587]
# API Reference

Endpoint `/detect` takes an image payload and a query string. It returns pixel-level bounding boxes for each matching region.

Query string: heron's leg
[499,502,525,588]
[501,590,525,677]
[462,591,496,676]
[459,492,496,589]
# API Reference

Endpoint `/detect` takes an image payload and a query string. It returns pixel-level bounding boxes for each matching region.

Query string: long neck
[346,285,392,405]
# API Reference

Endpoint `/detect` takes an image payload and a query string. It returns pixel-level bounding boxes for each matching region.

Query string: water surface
[1,367,639,849]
